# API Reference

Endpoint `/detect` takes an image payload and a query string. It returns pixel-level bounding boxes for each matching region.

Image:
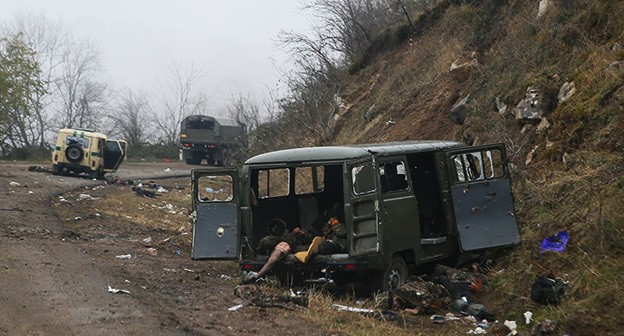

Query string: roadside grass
[486,151,624,335]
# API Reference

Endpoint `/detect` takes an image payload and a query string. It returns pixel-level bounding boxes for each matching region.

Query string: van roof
[58,128,107,139]
[245,140,466,165]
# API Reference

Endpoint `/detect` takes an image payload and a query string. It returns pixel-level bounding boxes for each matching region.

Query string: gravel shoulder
[0,162,323,335]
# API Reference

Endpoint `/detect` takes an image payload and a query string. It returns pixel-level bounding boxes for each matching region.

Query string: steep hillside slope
[333,0,623,334]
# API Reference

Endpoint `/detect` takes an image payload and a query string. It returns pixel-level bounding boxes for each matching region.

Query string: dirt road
[0,162,322,335]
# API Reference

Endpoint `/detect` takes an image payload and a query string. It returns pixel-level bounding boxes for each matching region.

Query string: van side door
[191,168,241,259]
[103,140,127,170]
[445,144,520,251]
[346,159,381,256]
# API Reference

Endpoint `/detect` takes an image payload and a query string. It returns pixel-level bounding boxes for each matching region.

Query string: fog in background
[0,0,313,115]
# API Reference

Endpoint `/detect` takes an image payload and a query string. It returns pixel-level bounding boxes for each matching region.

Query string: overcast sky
[0,0,313,115]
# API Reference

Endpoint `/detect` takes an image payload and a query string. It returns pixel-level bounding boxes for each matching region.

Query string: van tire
[371,256,409,292]
[65,145,84,163]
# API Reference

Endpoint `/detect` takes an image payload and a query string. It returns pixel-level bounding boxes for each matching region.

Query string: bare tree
[228,94,262,132]
[107,88,152,146]
[154,63,206,146]
[55,38,105,130]
[300,0,405,64]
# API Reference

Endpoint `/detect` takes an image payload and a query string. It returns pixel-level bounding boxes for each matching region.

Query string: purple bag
[540,230,569,254]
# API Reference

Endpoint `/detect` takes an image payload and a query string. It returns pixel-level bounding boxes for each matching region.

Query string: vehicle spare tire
[65,144,84,163]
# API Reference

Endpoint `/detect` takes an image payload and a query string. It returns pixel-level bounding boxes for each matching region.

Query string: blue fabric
[540,230,569,254]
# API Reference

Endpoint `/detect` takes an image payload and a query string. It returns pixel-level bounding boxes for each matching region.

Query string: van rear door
[191,168,240,259]
[445,144,520,251]
[346,159,381,256]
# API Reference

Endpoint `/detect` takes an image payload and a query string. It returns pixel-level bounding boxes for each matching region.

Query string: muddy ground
[0,162,327,336]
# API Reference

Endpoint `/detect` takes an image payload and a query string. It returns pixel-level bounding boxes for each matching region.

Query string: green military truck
[180,115,245,165]
[190,141,520,290]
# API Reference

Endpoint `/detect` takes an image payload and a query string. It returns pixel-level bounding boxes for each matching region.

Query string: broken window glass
[66,136,90,148]
[379,161,409,193]
[352,163,376,195]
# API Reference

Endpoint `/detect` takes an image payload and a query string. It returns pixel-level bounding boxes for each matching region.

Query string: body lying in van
[191,141,520,290]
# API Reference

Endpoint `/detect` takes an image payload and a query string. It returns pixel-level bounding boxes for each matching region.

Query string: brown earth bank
[0,162,328,336]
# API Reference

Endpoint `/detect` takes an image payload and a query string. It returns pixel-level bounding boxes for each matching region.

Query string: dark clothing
[257,230,313,255]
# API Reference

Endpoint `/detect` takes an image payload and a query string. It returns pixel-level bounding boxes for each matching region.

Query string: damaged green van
[190,141,520,290]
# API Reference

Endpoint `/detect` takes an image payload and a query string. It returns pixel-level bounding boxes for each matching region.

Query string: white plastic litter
[143,237,153,243]
[332,304,375,313]
[467,326,487,334]
[78,193,99,201]
[228,304,244,311]
[115,254,132,259]
[9,182,20,187]
[524,311,533,324]
[108,286,130,294]
[504,320,517,331]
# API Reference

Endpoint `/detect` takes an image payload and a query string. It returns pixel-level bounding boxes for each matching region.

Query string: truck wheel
[371,256,408,292]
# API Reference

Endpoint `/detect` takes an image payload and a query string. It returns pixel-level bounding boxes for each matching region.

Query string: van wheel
[65,145,84,163]
[371,256,408,292]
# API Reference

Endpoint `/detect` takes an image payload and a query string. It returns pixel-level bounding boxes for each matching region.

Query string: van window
[379,161,409,193]
[258,168,289,198]
[352,163,376,195]
[66,136,90,148]
[452,149,504,183]
[197,175,233,202]
[295,166,324,195]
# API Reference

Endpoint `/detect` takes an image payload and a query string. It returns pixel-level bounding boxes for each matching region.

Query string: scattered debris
[228,304,244,311]
[233,285,309,310]
[540,230,568,254]
[9,181,21,187]
[132,186,159,198]
[183,268,195,273]
[333,304,375,313]
[27,165,52,173]
[531,319,556,336]
[146,248,157,256]
[115,254,132,259]
[524,311,533,324]
[108,286,130,294]
[143,237,153,244]
[164,168,171,172]
[219,274,232,280]
[78,193,99,201]
[530,275,568,305]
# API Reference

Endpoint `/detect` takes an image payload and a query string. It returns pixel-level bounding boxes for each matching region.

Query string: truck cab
[190,141,520,290]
